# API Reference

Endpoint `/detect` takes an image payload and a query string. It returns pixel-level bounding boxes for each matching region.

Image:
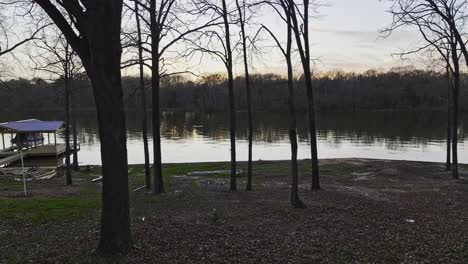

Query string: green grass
[127,162,233,189]
[0,177,24,192]
[163,162,231,177]
[336,249,354,264]
[320,164,356,175]
[0,197,99,225]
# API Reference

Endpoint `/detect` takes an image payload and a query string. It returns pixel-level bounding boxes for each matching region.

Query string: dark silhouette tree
[235,0,254,191]
[445,59,452,171]
[386,0,465,179]
[29,32,82,185]
[123,0,222,194]
[134,0,151,189]
[260,0,306,208]
[189,0,238,191]
[286,0,321,190]
[0,12,48,57]
[71,96,79,171]
[34,0,132,253]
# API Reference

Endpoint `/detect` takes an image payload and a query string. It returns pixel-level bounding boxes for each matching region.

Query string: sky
[251,0,424,74]
[182,0,423,76]
[305,0,421,72]
[1,0,425,79]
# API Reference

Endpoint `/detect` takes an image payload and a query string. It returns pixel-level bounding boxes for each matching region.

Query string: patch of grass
[336,249,354,264]
[77,166,102,177]
[127,163,232,190]
[78,185,100,199]
[461,244,468,262]
[0,197,99,224]
[383,254,401,264]
[163,162,231,177]
[320,164,355,175]
[0,178,24,192]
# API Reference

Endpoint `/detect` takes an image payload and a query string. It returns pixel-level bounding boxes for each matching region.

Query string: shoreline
[83,157,466,167]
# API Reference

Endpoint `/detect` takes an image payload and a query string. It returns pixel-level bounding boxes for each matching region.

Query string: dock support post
[20,150,27,196]
[54,132,58,168]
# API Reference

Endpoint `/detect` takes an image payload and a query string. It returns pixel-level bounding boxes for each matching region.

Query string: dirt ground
[1,159,468,263]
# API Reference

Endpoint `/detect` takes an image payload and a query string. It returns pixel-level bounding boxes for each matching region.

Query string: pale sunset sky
[2,0,424,79]
[180,0,423,76]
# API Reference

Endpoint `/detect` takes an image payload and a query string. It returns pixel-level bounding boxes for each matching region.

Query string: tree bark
[288,0,320,190]
[286,10,305,209]
[452,86,459,179]
[72,89,79,172]
[86,2,132,253]
[446,102,452,171]
[92,66,132,253]
[35,0,132,253]
[450,41,459,179]
[150,0,164,194]
[445,65,451,171]
[221,0,237,191]
[236,0,253,191]
[64,51,72,185]
[135,0,151,190]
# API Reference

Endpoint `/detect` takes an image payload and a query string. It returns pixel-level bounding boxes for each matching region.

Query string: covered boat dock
[0,119,78,167]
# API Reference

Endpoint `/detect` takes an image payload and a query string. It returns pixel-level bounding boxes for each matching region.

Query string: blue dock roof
[0,119,64,133]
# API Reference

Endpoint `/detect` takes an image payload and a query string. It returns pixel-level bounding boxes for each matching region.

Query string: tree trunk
[236,0,253,191]
[446,66,451,171]
[35,0,132,254]
[452,82,459,179]
[446,102,452,171]
[304,67,320,190]
[221,0,237,191]
[303,0,320,191]
[88,2,132,253]
[150,0,164,194]
[286,13,305,208]
[135,0,151,190]
[289,0,320,190]
[72,92,79,171]
[451,43,459,180]
[64,51,72,185]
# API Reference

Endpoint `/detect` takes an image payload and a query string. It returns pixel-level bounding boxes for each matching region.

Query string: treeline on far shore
[1,68,465,113]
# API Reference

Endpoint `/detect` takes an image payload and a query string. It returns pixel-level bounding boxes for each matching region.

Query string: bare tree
[29,31,82,185]
[445,56,452,171]
[0,14,47,57]
[187,0,238,191]
[235,0,254,191]
[132,0,151,190]
[286,0,321,190]
[386,0,465,179]
[32,0,132,252]
[260,0,305,208]
[423,0,468,67]
[0,5,49,77]
[123,0,222,194]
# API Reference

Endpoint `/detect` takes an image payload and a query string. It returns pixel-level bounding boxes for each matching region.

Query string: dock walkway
[0,153,24,167]
[0,144,77,167]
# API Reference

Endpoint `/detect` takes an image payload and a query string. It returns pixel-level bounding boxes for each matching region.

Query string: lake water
[1,111,466,165]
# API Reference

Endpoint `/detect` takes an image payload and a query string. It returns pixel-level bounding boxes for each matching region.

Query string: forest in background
[1,68,464,113]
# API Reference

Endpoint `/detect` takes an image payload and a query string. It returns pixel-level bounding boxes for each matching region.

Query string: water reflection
[0,111,465,164]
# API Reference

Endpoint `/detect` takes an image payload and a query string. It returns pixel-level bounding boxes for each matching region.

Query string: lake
[0,111,466,165]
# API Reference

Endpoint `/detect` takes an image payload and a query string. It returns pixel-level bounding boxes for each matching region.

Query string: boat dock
[0,144,77,167]
[0,152,23,167]
[0,119,81,168]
